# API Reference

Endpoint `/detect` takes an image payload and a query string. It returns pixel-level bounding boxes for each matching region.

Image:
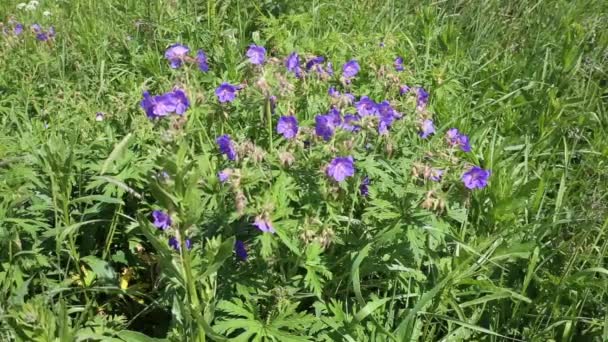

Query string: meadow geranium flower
[253,216,275,233]
[168,89,190,114]
[286,52,301,76]
[429,168,443,181]
[355,96,377,116]
[196,50,209,72]
[420,119,435,138]
[141,89,190,118]
[446,128,471,152]
[394,57,404,71]
[234,240,248,261]
[315,114,336,141]
[328,87,339,98]
[216,135,236,161]
[400,85,411,95]
[14,23,23,35]
[342,59,360,78]
[169,237,192,251]
[306,56,325,71]
[326,156,355,182]
[31,23,42,33]
[462,166,490,189]
[246,45,266,65]
[359,177,370,196]
[277,116,299,140]
[341,114,361,132]
[416,87,429,109]
[165,44,190,69]
[215,83,238,103]
[218,169,230,183]
[326,62,334,76]
[152,210,171,230]
[377,101,398,134]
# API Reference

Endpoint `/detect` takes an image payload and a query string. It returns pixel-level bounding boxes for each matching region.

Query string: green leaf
[117,330,167,342]
[81,255,116,283]
[101,133,132,175]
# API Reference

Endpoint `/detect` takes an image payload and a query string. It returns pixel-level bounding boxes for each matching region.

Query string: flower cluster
[141,89,190,119]
[146,42,491,258]
[1,19,55,42]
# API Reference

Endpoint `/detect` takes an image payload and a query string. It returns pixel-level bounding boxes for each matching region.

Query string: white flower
[43,11,52,17]
[28,0,39,6]
[16,3,27,9]
[25,3,36,11]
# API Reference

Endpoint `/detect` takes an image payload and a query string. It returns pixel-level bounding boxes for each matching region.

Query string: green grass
[1,0,607,341]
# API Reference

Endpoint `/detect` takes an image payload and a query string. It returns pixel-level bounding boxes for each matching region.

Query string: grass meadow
[1,0,607,341]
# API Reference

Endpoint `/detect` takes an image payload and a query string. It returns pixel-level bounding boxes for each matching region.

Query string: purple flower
[341,114,361,132]
[355,96,377,116]
[165,44,190,69]
[141,89,190,119]
[329,87,339,98]
[359,177,370,196]
[216,135,237,161]
[430,168,443,182]
[152,210,171,230]
[215,83,238,103]
[416,87,429,109]
[420,119,435,138]
[462,166,490,189]
[169,237,192,251]
[218,169,230,183]
[446,128,471,152]
[394,57,404,71]
[14,23,23,36]
[376,101,398,135]
[399,85,411,95]
[306,56,325,71]
[48,26,55,38]
[253,217,275,233]
[234,240,248,261]
[277,116,299,140]
[342,59,360,78]
[286,52,301,77]
[246,45,266,65]
[36,32,49,41]
[326,62,334,76]
[31,24,42,33]
[196,49,209,72]
[326,156,355,182]
[315,115,335,141]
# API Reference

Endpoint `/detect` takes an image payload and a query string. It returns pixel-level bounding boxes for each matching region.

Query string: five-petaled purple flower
[246,45,266,65]
[165,44,190,69]
[420,119,435,138]
[315,108,342,141]
[306,56,325,71]
[218,169,230,183]
[152,210,172,230]
[169,237,192,251]
[462,166,490,189]
[416,87,429,109]
[277,116,299,140]
[400,85,411,95]
[196,49,209,72]
[430,168,443,182]
[446,128,471,152]
[253,216,275,233]
[342,114,361,132]
[394,57,404,71]
[376,101,399,135]
[359,177,370,196]
[14,23,23,36]
[355,96,377,116]
[326,156,355,182]
[141,89,190,119]
[329,87,339,98]
[234,240,248,261]
[215,83,238,103]
[216,135,237,161]
[286,52,301,77]
[342,59,360,78]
